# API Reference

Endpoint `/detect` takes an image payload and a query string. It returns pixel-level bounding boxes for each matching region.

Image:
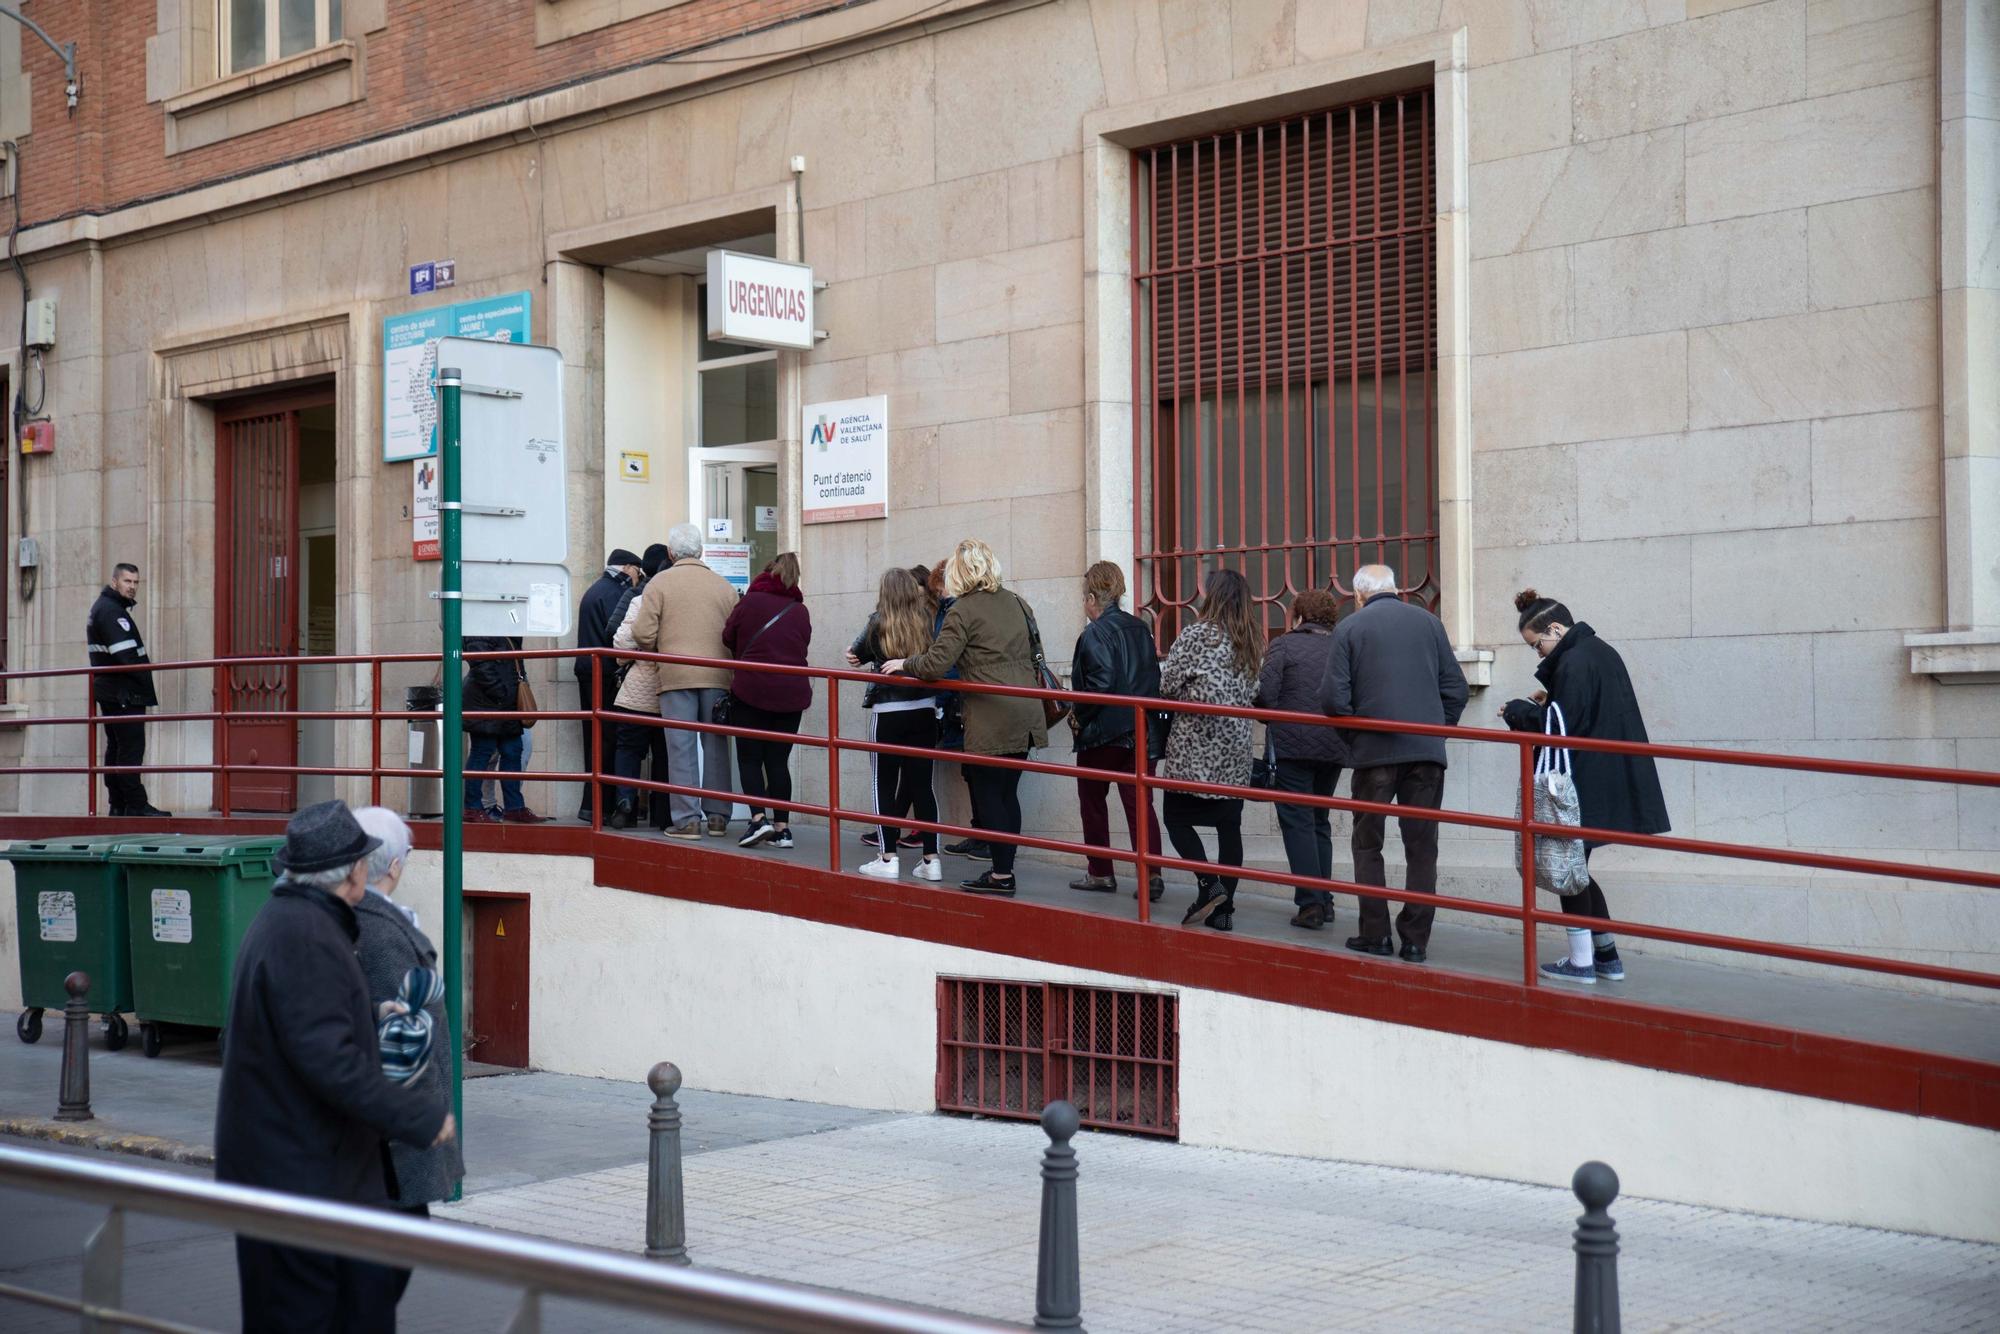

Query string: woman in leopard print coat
[1159,569,1262,932]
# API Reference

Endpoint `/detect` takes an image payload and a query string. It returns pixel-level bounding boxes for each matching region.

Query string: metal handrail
[0,1146,1014,1333]
[3,646,1998,995]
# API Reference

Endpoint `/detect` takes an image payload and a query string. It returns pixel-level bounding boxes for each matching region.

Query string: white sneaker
[912,856,943,881]
[858,855,900,879]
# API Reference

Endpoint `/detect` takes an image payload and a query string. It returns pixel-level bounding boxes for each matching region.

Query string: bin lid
[4,834,136,862]
[108,834,287,868]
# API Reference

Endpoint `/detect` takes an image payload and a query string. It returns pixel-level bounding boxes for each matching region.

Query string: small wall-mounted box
[19,420,54,455]
[23,298,55,349]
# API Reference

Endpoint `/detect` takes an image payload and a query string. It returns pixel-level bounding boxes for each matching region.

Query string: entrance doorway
[467,892,531,1069]
[216,390,336,812]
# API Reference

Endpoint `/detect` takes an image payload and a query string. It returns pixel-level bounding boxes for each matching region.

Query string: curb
[0,1116,214,1167]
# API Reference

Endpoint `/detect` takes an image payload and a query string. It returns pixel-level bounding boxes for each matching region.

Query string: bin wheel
[15,1009,42,1044]
[104,1014,129,1052]
[140,1023,163,1059]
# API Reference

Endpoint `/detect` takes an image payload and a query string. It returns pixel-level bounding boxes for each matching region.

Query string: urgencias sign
[705,250,815,351]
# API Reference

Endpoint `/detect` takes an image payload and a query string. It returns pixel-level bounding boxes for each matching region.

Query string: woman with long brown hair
[1159,568,1263,931]
[851,567,945,880]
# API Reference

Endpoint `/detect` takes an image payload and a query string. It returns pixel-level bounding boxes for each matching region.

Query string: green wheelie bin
[112,835,284,1058]
[6,835,136,1050]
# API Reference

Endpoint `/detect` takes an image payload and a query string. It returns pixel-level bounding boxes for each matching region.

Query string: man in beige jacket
[634,523,740,838]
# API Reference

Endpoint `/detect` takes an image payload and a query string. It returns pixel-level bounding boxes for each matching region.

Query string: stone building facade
[0,0,1994,978]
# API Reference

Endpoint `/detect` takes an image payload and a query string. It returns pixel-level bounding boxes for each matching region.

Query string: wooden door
[468,893,531,1069]
[217,403,304,811]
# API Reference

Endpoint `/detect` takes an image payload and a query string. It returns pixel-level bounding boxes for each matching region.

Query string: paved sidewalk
[440,1114,2000,1334]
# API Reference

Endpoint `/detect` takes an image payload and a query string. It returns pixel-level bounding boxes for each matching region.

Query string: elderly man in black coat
[1319,565,1469,964]
[216,800,455,1333]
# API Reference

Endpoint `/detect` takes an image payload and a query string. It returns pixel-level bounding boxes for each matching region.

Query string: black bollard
[1033,1100,1083,1331]
[644,1062,688,1265]
[1572,1161,1621,1334]
[56,972,93,1123]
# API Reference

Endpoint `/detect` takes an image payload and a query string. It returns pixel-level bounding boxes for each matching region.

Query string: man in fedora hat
[216,799,456,1333]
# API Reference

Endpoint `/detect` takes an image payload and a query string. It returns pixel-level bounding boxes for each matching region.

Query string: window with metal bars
[1132,89,1439,642]
[936,977,1178,1138]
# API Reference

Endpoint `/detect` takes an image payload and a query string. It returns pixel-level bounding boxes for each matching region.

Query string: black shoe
[861,830,883,849]
[607,800,634,831]
[1182,877,1227,926]
[1345,935,1394,957]
[1207,907,1234,932]
[960,871,1016,896]
[1290,904,1327,931]
[1399,943,1427,964]
[108,805,129,818]
[1069,874,1117,893]
[130,804,172,818]
[1133,874,1167,903]
[945,838,992,860]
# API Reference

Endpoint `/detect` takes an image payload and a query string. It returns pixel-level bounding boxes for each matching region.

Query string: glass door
[691,280,780,578]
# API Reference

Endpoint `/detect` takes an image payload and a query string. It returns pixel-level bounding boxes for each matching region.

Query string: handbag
[713,602,797,725]
[1146,710,1172,763]
[1512,703,1592,898]
[1250,730,1277,790]
[1016,593,1071,728]
[516,677,539,730]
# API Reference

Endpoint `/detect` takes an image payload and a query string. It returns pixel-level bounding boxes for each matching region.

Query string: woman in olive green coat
[883,538,1048,895]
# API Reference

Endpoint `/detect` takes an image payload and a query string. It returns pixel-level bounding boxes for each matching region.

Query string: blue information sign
[382,292,533,462]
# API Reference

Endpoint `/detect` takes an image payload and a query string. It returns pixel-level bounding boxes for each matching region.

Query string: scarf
[378,967,447,1083]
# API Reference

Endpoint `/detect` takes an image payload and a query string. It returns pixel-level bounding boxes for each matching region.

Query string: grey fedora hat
[277,799,383,875]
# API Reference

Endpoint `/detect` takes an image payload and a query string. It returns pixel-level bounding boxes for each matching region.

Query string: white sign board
[433,338,574,637]
[37,891,77,943]
[151,888,192,944]
[802,395,889,524]
[703,543,754,595]
[705,250,814,351]
[413,456,439,560]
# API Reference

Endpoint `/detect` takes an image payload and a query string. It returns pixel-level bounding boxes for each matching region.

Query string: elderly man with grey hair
[350,807,464,1222]
[216,800,454,1332]
[632,522,740,838]
[1319,565,1469,965]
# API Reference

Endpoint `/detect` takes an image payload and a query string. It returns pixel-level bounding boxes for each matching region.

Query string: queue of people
[559,531,1665,985]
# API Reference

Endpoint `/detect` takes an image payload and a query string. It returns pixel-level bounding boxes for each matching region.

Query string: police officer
[88,563,169,817]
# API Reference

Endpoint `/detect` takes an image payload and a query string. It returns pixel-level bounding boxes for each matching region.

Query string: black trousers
[611,705,671,827]
[237,1235,407,1334]
[574,666,620,817]
[1163,791,1244,893]
[1350,761,1445,948]
[731,699,803,824]
[874,708,940,856]
[963,756,1026,874]
[1274,758,1343,907]
[100,700,150,812]
[1562,847,1612,921]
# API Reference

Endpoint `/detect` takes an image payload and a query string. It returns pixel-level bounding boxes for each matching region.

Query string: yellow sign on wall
[619,451,650,481]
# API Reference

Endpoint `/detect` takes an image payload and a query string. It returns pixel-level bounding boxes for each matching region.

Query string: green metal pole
[438,368,466,1187]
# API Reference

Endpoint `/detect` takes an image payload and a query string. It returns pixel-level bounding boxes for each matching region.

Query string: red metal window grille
[936,977,1179,1138]
[1132,89,1439,642]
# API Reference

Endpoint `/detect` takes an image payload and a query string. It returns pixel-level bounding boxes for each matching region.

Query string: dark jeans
[100,699,150,812]
[1350,761,1445,948]
[874,707,939,856]
[731,698,803,825]
[1163,791,1244,892]
[612,705,671,825]
[1275,758,1344,908]
[964,755,1026,875]
[237,1235,406,1334]
[465,733,525,811]
[574,665,619,817]
[1075,744,1162,878]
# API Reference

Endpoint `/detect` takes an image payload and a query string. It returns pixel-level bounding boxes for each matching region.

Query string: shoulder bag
[516,675,539,730]
[1512,702,1592,898]
[1015,593,1071,728]
[713,602,797,725]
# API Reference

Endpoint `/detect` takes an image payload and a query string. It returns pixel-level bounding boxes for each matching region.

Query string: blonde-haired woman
[883,539,1048,895]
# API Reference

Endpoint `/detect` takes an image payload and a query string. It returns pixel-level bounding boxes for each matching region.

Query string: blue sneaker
[1594,951,1626,982]
[1540,959,1598,985]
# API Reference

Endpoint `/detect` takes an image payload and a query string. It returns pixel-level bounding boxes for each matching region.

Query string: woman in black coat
[462,635,530,821]
[1255,588,1351,931]
[1503,588,1669,987]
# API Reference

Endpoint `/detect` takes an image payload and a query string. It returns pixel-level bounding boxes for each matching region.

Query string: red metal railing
[6,648,2000,1002]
